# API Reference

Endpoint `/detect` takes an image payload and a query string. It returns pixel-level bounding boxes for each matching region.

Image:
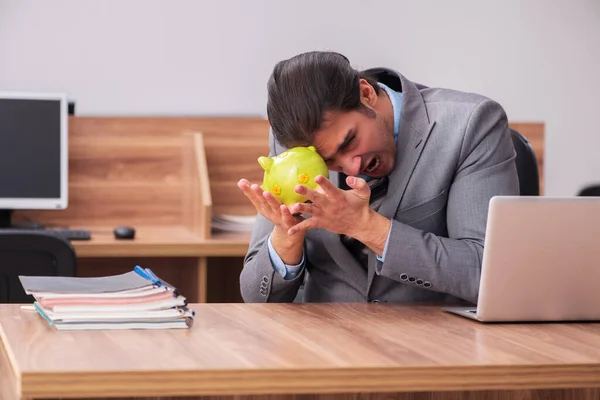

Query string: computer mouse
[114,226,135,240]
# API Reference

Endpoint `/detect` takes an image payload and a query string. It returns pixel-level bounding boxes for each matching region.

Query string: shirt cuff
[376,222,393,262]
[267,234,305,280]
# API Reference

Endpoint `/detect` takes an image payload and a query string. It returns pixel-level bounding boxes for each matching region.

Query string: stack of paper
[18,266,194,331]
[211,213,256,233]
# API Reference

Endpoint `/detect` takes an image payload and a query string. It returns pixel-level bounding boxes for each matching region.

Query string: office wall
[0,0,598,196]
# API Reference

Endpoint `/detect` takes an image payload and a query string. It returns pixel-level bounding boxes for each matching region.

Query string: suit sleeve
[375,99,520,304]
[239,130,306,303]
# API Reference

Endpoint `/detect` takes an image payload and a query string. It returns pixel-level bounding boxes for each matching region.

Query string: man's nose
[340,156,361,177]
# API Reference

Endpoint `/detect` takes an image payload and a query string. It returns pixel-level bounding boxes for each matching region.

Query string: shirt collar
[377,82,402,142]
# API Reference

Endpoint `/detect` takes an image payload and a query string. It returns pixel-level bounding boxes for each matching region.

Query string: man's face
[312,82,396,178]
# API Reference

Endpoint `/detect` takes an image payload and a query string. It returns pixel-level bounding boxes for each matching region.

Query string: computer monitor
[0,92,68,228]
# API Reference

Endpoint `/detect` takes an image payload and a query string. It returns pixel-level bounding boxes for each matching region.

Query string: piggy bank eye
[272,185,281,195]
[298,173,309,184]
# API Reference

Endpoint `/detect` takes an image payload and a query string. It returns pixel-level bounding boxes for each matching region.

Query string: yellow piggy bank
[258,146,329,206]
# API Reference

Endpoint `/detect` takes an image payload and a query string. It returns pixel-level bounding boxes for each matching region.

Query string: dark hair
[266,51,380,148]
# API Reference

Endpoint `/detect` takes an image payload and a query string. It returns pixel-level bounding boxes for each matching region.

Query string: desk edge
[20,363,600,398]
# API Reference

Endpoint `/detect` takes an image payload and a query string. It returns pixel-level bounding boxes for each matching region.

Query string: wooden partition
[182,132,213,239]
[17,120,211,230]
[13,118,543,304]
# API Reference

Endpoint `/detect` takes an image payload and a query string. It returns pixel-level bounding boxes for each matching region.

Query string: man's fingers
[280,204,300,225]
[238,180,263,209]
[294,185,325,204]
[314,175,343,200]
[288,218,316,236]
[263,191,282,214]
[251,184,268,205]
[239,181,273,216]
[237,179,250,192]
[289,202,316,216]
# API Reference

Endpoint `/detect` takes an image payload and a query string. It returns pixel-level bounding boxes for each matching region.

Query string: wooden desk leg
[196,257,207,303]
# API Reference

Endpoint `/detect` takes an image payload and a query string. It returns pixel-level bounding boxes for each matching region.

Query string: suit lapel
[377,121,436,219]
[378,72,436,218]
[367,72,437,291]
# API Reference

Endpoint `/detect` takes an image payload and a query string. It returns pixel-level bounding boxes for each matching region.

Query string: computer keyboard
[47,229,92,241]
[0,227,92,241]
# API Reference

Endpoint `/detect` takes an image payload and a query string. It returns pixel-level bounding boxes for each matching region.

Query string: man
[238,51,519,304]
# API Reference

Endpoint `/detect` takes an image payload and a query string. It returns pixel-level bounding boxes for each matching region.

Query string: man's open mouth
[363,156,380,174]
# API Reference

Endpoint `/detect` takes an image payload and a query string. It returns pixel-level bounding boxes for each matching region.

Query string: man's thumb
[346,176,370,198]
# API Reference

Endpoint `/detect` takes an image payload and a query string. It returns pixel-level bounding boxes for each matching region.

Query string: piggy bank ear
[258,156,274,171]
[308,146,317,152]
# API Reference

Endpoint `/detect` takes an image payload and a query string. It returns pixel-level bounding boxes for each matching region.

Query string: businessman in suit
[238,51,519,304]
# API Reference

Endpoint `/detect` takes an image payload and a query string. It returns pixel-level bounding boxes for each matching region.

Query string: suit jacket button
[423,281,432,288]
[262,276,269,284]
[400,273,408,281]
[416,279,424,285]
[408,277,416,283]
[370,299,380,303]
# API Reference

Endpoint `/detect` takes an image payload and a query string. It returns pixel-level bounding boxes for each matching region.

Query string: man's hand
[288,175,370,236]
[288,175,391,256]
[237,179,305,264]
[237,179,302,230]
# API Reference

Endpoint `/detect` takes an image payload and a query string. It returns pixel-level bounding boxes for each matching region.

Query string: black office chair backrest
[0,231,76,303]
[578,185,600,197]
[510,129,540,196]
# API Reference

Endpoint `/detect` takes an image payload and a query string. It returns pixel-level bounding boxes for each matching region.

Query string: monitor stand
[0,209,13,228]
[0,210,44,230]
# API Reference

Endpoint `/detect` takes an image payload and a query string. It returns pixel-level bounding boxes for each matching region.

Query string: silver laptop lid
[476,196,600,322]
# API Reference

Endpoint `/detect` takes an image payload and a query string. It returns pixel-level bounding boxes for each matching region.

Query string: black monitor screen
[0,99,62,199]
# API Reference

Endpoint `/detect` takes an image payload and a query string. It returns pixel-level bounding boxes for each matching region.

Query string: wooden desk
[70,226,250,258]
[2,303,600,400]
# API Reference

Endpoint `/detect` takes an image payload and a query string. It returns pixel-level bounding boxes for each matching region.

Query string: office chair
[578,185,600,196]
[510,129,540,196]
[0,231,76,303]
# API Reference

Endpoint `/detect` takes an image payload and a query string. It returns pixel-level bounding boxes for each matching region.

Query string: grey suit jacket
[240,69,519,305]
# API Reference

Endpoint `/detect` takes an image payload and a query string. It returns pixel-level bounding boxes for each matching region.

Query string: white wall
[1,0,599,195]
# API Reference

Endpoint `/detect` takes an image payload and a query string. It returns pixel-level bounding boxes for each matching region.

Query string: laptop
[444,196,600,322]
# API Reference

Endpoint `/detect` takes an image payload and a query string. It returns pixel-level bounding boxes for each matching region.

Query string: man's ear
[359,78,378,107]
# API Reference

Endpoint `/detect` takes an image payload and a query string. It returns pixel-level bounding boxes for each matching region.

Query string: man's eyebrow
[322,129,354,161]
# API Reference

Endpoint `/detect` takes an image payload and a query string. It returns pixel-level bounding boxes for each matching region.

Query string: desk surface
[69,225,250,257]
[2,303,600,399]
